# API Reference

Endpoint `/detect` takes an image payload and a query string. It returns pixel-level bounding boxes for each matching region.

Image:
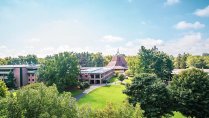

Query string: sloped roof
[106,54,128,70]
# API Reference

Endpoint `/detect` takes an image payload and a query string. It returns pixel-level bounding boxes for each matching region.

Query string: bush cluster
[79,81,90,90]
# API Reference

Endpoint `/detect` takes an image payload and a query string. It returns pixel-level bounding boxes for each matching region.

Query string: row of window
[28,78,35,81]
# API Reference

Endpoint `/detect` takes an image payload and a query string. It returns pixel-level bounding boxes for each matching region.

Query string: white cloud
[101,35,124,43]
[0,45,7,49]
[164,0,180,6]
[123,33,209,56]
[0,33,209,57]
[138,38,164,48]
[175,21,205,30]
[194,5,209,17]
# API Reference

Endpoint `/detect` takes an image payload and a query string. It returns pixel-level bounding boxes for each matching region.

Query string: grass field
[77,83,185,117]
[108,76,118,83]
[173,112,185,118]
[77,85,127,108]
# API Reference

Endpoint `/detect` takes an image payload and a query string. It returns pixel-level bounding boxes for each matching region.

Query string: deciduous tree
[169,68,209,117]
[137,46,173,80]
[38,52,80,92]
[0,83,77,118]
[124,73,173,117]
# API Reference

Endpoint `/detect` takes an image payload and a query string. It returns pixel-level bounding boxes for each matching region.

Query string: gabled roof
[106,53,128,70]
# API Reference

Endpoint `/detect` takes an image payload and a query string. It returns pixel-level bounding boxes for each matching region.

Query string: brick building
[0,65,39,88]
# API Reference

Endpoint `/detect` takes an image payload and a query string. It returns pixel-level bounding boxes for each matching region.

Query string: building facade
[80,67,114,84]
[0,65,39,88]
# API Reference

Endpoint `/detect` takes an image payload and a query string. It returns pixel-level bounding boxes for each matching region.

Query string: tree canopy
[174,53,190,69]
[137,46,173,80]
[0,83,77,118]
[75,52,105,67]
[186,55,209,69]
[125,56,140,76]
[5,71,15,88]
[169,68,209,117]
[38,52,80,92]
[4,54,39,65]
[124,73,173,118]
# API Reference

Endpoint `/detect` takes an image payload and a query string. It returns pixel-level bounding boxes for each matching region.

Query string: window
[96,74,100,78]
[91,74,94,78]
[32,79,34,81]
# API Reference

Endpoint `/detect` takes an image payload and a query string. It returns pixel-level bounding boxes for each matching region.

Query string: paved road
[74,83,112,100]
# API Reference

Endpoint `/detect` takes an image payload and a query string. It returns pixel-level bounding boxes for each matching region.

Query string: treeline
[174,53,209,69]
[125,53,209,76]
[75,52,112,67]
[0,53,113,67]
[0,55,39,65]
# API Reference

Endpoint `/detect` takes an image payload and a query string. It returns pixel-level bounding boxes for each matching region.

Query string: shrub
[118,74,125,82]
[80,82,90,90]
[0,80,8,97]
[125,70,132,77]
[115,72,119,77]
[78,102,144,118]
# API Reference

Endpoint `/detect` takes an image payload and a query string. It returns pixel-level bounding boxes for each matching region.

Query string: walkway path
[74,83,113,100]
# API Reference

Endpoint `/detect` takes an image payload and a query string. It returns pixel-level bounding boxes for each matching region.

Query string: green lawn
[77,85,127,108]
[172,112,185,118]
[108,76,118,83]
[77,83,184,118]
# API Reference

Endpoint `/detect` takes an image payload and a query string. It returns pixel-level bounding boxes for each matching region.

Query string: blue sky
[0,0,209,57]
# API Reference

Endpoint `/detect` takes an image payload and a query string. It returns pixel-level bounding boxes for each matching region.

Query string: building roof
[81,67,113,74]
[172,69,209,74]
[0,65,40,69]
[106,53,128,70]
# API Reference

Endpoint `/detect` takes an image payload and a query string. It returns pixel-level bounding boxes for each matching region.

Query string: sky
[0,0,209,57]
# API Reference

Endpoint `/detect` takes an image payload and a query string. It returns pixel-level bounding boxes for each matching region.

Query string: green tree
[126,56,140,75]
[0,83,77,118]
[5,54,38,65]
[0,58,7,65]
[169,68,209,117]
[76,52,105,67]
[0,80,8,97]
[124,73,173,118]
[186,56,207,68]
[5,71,15,88]
[174,53,190,69]
[138,46,173,80]
[118,74,125,83]
[38,52,80,92]
[92,52,105,67]
[104,55,112,66]
[25,54,38,64]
